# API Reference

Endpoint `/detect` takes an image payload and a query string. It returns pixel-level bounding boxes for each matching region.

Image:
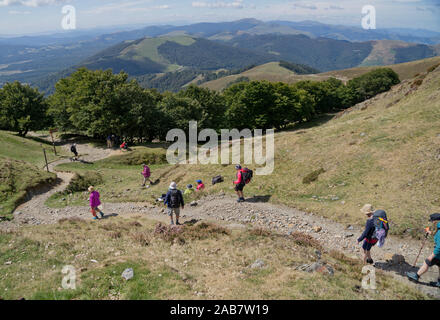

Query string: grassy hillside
[80,35,275,76]
[48,61,440,239]
[0,157,56,218]
[202,57,440,91]
[0,215,427,299]
[201,62,335,90]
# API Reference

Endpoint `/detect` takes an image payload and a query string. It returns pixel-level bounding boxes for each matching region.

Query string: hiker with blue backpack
[357,204,389,264]
[406,213,440,288]
[233,165,253,203]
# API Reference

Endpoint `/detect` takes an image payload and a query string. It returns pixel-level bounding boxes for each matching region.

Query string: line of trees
[0,67,400,140]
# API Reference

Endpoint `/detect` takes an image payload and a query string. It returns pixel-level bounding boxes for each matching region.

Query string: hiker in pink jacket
[88,186,104,220]
[141,164,152,187]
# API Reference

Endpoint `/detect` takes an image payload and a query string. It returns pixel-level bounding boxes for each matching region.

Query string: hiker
[141,164,152,187]
[106,135,112,148]
[70,143,78,160]
[164,182,184,225]
[196,180,205,191]
[120,141,128,151]
[233,165,246,203]
[357,204,378,264]
[184,184,194,196]
[88,186,105,220]
[407,214,440,287]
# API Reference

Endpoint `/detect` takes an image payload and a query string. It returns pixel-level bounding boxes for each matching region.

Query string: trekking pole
[413,229,429,267]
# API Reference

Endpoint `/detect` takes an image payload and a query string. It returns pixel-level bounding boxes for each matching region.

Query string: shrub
[427,63,440,73]
[64,172,103,193]
[289,231,322,249]
[130,231,150,246]
[303,168,325,184]
[104,150,167,166]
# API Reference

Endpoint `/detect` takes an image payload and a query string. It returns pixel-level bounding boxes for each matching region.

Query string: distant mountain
[225,34,438,72]
[270,20,440,45]
[2,19,439,90]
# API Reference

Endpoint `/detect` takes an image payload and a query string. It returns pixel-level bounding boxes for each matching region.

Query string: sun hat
[169,182,177,190]
[88,186,95,192]
[360,204,375,215]
[196,180,202,184]
[187,184,193,189]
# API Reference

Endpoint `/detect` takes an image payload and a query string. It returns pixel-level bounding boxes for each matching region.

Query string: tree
[0,81,48,137]
[177,85,227,131]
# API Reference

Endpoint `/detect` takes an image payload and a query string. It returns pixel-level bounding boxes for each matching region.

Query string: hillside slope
[202,57,440,91]
[161,64,440,237]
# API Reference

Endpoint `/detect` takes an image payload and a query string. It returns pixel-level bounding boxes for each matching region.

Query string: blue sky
[0,0,439,35]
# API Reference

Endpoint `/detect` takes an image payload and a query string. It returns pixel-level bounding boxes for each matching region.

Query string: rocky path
[1,139,439,299]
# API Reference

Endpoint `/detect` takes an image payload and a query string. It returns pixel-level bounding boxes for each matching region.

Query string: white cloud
[192,0,245,9]
[8,9,31,13]
[0,0,68,7]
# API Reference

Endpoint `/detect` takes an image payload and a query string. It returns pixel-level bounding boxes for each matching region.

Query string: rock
[345,233,354,238]
[122,268,134,281]
[4,261,12,265]
[347,225,354,230]
[313,226,322,233]
[250,259,265,269]
[360,132,366,137]
[300,262,334,276]
[90,259,98,263]
[190,201,198,207]
[14,211,22,215]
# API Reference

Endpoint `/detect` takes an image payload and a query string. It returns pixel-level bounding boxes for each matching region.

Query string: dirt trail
[1,139,439,299]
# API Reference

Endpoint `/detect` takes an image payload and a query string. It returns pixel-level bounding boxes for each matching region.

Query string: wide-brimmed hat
[88,186,95,192]
[169,182,177,190]
[360,204,375,215]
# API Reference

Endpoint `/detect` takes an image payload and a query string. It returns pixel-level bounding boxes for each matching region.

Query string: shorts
[426,257,440,267]
[362,239,378,251]
[168,207,180,217]
[235,183,245,192]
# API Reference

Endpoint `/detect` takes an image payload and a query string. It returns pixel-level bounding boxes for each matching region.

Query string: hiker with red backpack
[233,165,253,203]
[357,204,389,265]
[164,182,184,225]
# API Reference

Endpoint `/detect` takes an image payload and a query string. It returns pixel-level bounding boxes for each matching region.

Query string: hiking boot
[406,272,419,282]
[92,216,98,220]
[170,221,174,226]
[100,212,105,219]
[366,258,374,264]
[176,221,181,226]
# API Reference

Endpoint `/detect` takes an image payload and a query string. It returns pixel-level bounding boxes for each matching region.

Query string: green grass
[0,130,64,168]
[0,157,56,218]
[0,216,428,300]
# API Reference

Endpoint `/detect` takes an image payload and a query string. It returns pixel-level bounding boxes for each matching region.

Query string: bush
[65,172,103,193]
[302,168,325,184]
[289,231,322,249]
[427,63,440,73]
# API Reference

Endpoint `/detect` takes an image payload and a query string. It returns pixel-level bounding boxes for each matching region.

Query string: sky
[0,0,439,36]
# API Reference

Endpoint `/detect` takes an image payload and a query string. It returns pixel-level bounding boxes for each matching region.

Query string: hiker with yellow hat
[358,204,378,264]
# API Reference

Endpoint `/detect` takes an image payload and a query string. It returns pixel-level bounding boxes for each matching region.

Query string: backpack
[212,175,224,185]
[241,168,253,184]
[430,213,440,222]
[169,189,181,208]
[373,210,389,247]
